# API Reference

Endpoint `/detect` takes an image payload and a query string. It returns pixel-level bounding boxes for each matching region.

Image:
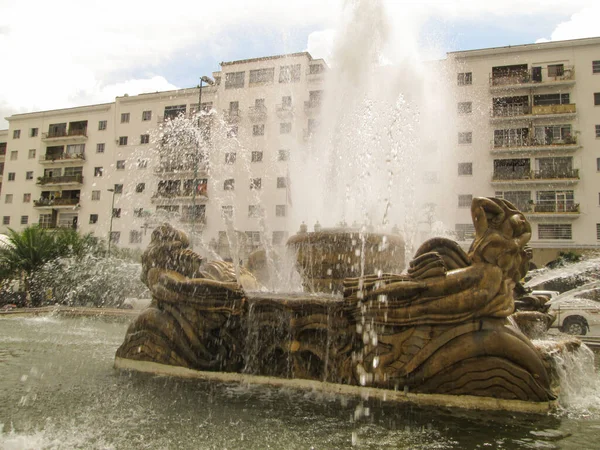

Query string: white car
[547,284,600,336]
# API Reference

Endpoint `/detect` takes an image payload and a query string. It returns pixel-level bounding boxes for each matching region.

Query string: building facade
[446,37,600,266]
[1,39,599,265]
[0,52,326,258]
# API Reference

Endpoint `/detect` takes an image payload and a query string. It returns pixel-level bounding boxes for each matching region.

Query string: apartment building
[0,52,327,258]
[446,37,600,266]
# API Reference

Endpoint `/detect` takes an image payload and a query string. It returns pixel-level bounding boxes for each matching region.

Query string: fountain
[114,197,582,412]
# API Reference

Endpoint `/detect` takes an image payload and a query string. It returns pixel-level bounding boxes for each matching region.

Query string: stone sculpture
[116,199,569,404]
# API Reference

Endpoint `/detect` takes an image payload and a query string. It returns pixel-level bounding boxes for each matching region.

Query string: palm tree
[0,227,58,305]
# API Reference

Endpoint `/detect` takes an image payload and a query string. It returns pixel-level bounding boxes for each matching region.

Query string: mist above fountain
[115,197,581,410]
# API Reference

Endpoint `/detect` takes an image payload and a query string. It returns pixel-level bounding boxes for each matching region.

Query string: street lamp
[191,75,215,248]
[107,188,116,257]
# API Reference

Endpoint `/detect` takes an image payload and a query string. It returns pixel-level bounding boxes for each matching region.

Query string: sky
[1,0,599,128]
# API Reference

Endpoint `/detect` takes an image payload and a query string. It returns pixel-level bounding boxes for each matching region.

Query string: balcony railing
[40,153,86,162]
[492,169,579,181]
[531,202,579,213]
[34,198,80,207]
[304,101,321,112]
[248,106,267,118]
[492,135,578,149]
[222,110,241,122]
[490,66,575,88]
[491,103,576,119]
[42,129,88,139]
[37,175,84,185]
[179,215,207,224]
[152,189,208,199]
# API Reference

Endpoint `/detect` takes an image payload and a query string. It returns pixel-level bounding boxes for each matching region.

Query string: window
[533,93,570,106]
[253,124,265,136]
[2,216,9,225]
[109,232,120,244]
[138,159,148,169]
[10,151,17,160]
[112,208,122,218]
[91,190,101,201]
[457,102,472,114]
[121,113,130,123]
[458,132,472,144]
[94,167,103,177]
[114,184,123,194]
[593,61,600,74]
[116,160,125,170]
[225,153,236,164]
[309,63,325,74]
[23,193,31,203]
[248,205,262,218]
[13,129,21,139]
[596,125,600,138]
[130,230,142,244]
[98,120,107,131]
[278,149,290,161]
[455,224,475,240]
[221,205,233,219]
[140,134,150,144]
[251,151,263,162]
[255,98,265,109]
[272,231,288,245]
[28,149,36,159]
[250,178,262,190]
[30,128,38,137]
[457,72,472,86]
[281,96,292,108]
[95,143,105,153]
[225,71,245,89]
[5,194,13,204]
[227,126,238,138]
[279,64,301,83]
[142,110,152,121]
[20,216,28,225]
[224,179,235,190]
[547,64,564,77]
[458,162,473,175]
[135,183,145,193]
[8,172,15,181]
[458,194,472,208]
[89,214,98,224]
[280,122,292,134]
[277,177,287,188]
[276,205,286,217]
[132,208,143,217]
[25,171,33,180]
[538,224,572,240]
[164,105,186,120]
[118,136,128,146]
[597,158,600,171]
[595,93,600,106]
[249,68,275,84]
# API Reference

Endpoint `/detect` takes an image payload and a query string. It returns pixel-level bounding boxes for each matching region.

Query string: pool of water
[1,315,599,449]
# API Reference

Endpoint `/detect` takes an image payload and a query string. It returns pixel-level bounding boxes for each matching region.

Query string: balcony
[222,109,241,123]
[40,153,86,164]
[490,103,576,122]
[154,161,208,176]
[304,101,321,115]
[151,190,208,204]
[491,169,579,185]
[34,198,80,208]
[525,202,580,220]
[248,106,267,121]
[37,175,84,186]
[489,66,575,91]
[491,136,580,155]
[42,129,88,141]
[276,104,294,119]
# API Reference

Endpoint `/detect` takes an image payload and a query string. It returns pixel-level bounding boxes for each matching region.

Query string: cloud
[1,0,598,128]
[536,4,600,42]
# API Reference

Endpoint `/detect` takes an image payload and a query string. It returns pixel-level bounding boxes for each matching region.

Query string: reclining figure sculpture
[116,198,560,404]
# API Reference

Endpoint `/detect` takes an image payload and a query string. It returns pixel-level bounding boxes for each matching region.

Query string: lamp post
[107,188,116,257]
[191,75,214,249]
